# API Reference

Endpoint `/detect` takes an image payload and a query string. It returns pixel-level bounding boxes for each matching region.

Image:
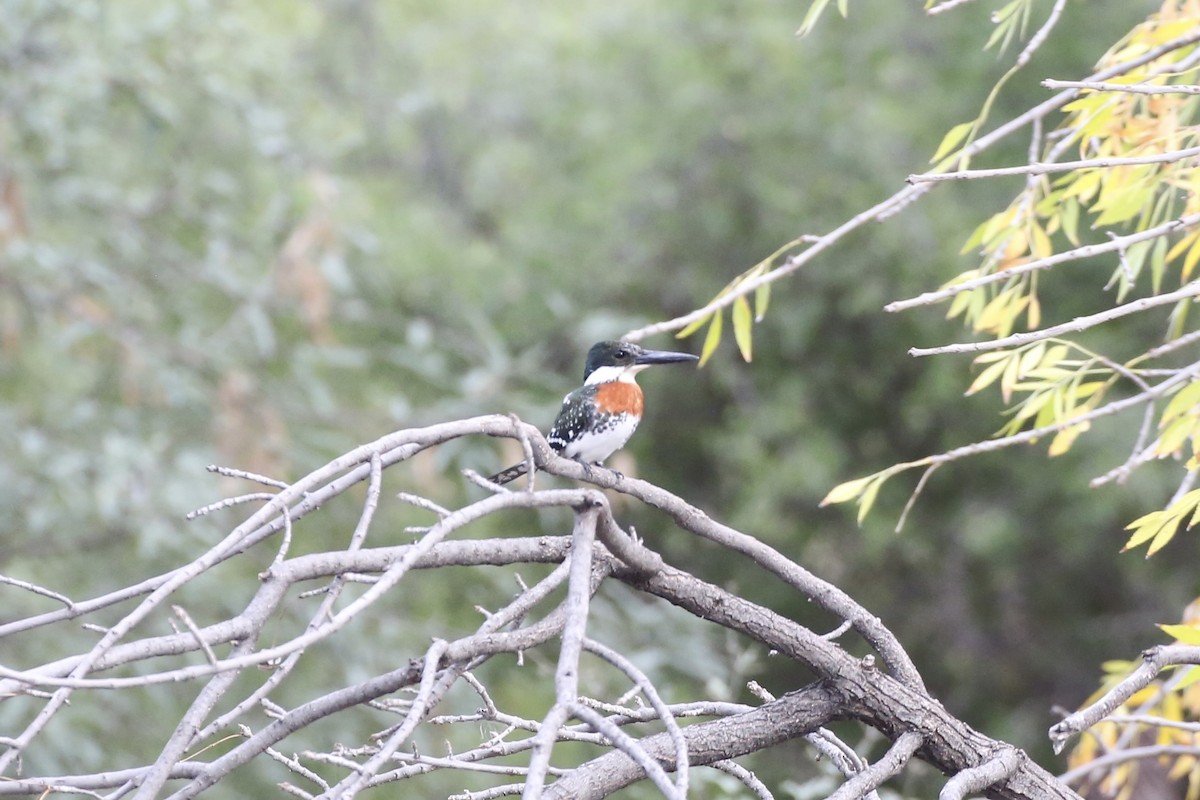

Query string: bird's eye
[614,349,629,359]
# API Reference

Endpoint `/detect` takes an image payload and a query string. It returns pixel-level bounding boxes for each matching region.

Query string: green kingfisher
[489,340,699,485]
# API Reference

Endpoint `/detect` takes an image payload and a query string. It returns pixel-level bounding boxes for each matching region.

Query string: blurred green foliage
[1,0,1193,795]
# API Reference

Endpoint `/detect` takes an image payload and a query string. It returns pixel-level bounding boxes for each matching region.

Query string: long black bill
[633,348,700,366]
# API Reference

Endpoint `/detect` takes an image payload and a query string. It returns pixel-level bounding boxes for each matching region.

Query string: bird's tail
[487,462,531,485]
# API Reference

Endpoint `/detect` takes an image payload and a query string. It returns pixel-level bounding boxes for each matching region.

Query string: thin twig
[522,505,600,799]
[1014,0,1067,69]
[1049,644,1200,753]
[320,638,450,798]
[205,464,290,489]
[710,760,774,800]
[1059,743,1200,785]
[1143,328,1200,360]
[826,731,924,800]
[0,575,76,611]
[1043,78,1200,95]
[629,29,1200,343]
[395,492,450,518]
[186,492,276,520]
[909,145,1200,184]
[885,213,1200,313]
[909,280,1200,357]
[265,748,329,793]
[171,606,218,666]
[895,463,940,533]
[568,702,685,800]
[925,0,979,15]
[1088,401,1162,487]
[583,637,689,797]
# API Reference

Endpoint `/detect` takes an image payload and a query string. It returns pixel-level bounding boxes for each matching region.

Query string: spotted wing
[547,385,598,456]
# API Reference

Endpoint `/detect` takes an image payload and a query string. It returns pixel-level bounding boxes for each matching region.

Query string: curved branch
[542,684,841,800]
[1049,644,1200,754]
[941,747,1022,800]
[827,731,923,800]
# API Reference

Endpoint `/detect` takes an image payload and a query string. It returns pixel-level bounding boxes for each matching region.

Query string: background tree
[2,0,1199,797]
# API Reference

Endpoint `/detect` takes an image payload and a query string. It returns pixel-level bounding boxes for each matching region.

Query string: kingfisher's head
[582,340,699,385]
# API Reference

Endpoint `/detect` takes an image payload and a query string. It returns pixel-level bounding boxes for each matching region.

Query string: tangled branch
[0,416,1094,799]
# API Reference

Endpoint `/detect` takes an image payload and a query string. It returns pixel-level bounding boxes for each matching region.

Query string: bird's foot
[591,462,623,481]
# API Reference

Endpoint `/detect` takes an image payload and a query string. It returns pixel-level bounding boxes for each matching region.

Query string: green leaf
[1017,342,1045,378]
[965,355,1010,396]
[1150,234,1169,296]
[797,0,834,36]
[1157,417,1196,457]
[1183,235,1200,282]
[754,282,770,321]
[1061,198,1081,246]
[857,476,882,524]
[732,295,753,362]
[699,309,723,366]
[1158,624,1200,646]
[1123,489,1200,556]
[1123,509,1173,552]
[821,475,873,506]
[1093,182,1151,227]
[676,311,713,340]
[1169,296,1191,341]
[1124,240,1152,286]
[931,122,974,163]
[1161,380,1200,426]
[1175,665,1200,690]
[1048,422,1088,457]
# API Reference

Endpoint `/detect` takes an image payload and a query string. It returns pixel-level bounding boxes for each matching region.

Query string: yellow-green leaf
[1094,182,1152,227]
[1124,510,1173,552]
[821,475,873,506]
[1166,230,1197,266]
[966,355,1011,396]
[1161,380,1200,426]
[754,282,770,321]
[1169,295,1191,341]
[1148,520,1181,556]
[797,0,834,36]
[699,309,723,366]
[1030,223,1052,259]
[1173,664,1200,690]
[857,477,882,524]
[1157,417,1196,457]
[1026,292,1041,329]
[1018,342,1045,377]
[1061,198,1081,246]
[1183,236,1200,283]
[932,122,974,163]
[1124,489,1200,556]
[1049,422,1089,456]
[1042,344,1070,367]
[676,311,713,340]
[961,219,994,254]
[1158,624,1200,646]
[946,287,979,321]
[1151,235,1168,296]
[732,295,753,362]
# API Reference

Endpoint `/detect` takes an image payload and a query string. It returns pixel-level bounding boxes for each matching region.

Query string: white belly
[560,414,640,464]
